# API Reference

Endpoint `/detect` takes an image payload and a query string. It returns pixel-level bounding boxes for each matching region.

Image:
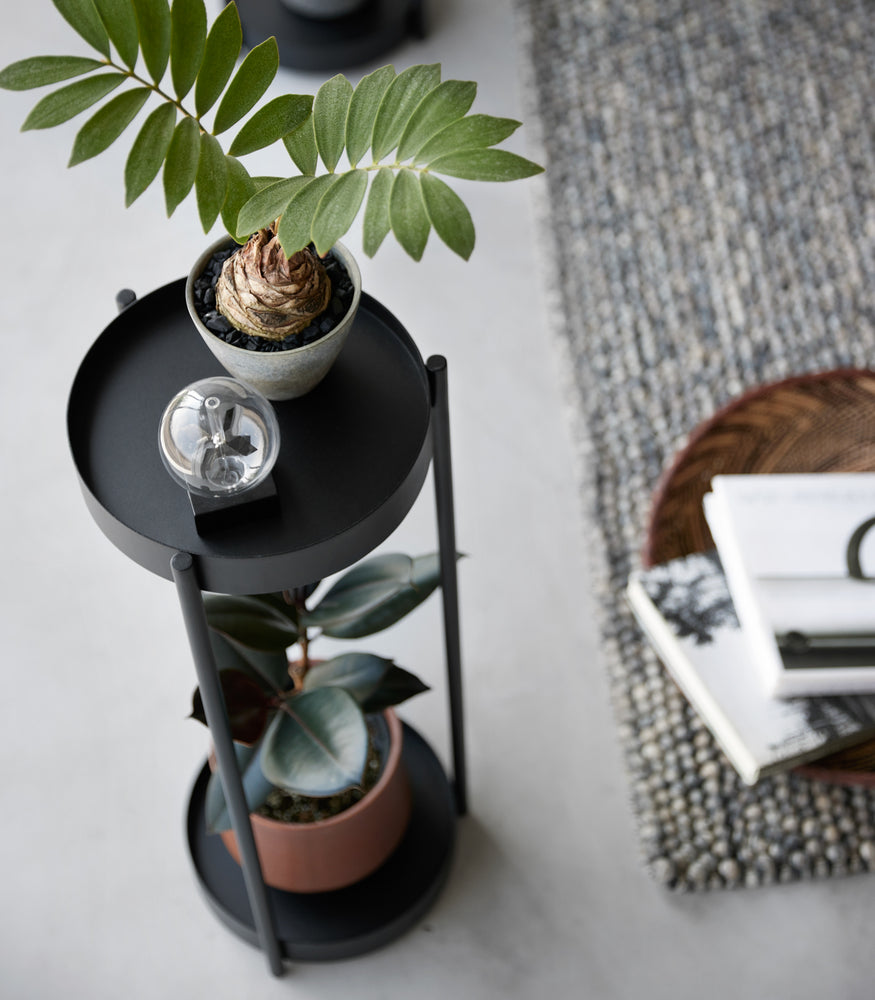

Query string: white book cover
[626,550,875,784]
[704,472,875,697]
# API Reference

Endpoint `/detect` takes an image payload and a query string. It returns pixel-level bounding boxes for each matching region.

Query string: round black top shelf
[67,280,432,594]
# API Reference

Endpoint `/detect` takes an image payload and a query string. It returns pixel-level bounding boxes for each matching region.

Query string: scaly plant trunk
[215,226,332,341]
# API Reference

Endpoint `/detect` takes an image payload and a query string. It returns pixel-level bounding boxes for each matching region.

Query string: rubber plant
[0,0,544,339]
[194,552,443,832]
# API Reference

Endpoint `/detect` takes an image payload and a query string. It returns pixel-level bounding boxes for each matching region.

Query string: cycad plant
[0,0,542,271]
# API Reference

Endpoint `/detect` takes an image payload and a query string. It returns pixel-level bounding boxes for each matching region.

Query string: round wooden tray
[644,369,875,785]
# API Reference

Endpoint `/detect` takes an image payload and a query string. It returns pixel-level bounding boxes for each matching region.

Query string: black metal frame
[68,285,467,976]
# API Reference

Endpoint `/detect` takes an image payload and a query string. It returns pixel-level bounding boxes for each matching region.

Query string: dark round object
[67,280,432,594]
[186,724,456,961]
[238,0,428,72]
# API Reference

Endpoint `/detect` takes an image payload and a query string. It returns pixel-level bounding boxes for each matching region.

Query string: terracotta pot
[185,237,362,402]
[219,709,411,893]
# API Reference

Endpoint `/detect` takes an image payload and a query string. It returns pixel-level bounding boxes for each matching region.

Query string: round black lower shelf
[239,0,427,72]
[186,724,456,961]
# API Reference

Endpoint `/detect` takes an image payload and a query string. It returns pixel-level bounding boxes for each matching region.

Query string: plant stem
[101,57,202,129]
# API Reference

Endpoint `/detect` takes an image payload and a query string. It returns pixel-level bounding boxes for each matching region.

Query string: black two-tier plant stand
[66,280,466,975]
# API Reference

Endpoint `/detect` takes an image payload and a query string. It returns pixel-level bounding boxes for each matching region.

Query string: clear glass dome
[158,377,280,497]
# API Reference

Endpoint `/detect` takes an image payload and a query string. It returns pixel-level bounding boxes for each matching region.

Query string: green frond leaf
[311,168,367,255]
[194,0,241,118]
[282,115,317,175]
[93,0,139,68]
[163,115,199,215]
[170,0,207,100]
[52,0,111,58]
[68,84,150,166]
[212,36,279,135]
[195,131,228,231]
[0,56,105,91]
[371,62,440,162]
[124,102,176,205]
[396,79,476,162]
[420,172,474,259]
[362,166,392,257]
[414,114,521,165]
[21,72,125,130]
[427,148,544,182]
[131,0,171,83]
[346,64,394,167]
[236,175,312,240]
[312,73,353,173]
[275,173,337,257]
[389,168,429,261]
[220,154,256,242]
[228,94,312,157]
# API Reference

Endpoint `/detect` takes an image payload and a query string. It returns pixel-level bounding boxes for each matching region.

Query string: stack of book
[626,473,875,784]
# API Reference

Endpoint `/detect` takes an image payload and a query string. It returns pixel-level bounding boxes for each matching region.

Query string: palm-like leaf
[1,0,542,257]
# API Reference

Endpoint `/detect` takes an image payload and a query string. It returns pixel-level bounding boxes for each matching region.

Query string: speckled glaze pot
[185,237,361,402]
[218,709,411,894]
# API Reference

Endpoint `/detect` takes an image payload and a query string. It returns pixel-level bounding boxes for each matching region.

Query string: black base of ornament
[238,0,427,72]
[189,475,280,535]
[185,723,457,961]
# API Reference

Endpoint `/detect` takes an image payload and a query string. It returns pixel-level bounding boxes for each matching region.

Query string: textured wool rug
[514,0,875,889]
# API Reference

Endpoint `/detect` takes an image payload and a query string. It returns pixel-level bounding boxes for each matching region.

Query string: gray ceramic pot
[279,0,368,18]
[186,238,361,401]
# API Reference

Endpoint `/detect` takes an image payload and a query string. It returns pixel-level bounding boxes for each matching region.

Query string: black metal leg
[426,357,467,816]
[170,552,285,977]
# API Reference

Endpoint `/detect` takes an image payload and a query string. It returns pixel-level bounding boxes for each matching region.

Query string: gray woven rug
[515,0,875,889]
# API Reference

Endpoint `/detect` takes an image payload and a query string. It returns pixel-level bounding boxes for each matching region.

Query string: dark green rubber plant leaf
[396,79,476,162]
[235,175,312,240]
[93,0,140,68]
[229,94,313,157]
[282,115,318,176]
[68,85,150,166]
[194,0,241,118]
[428,148,544,182]
[311,168,367,255]
[21,73,126,130]
[163,115,200,215]
[312,73,353,173]
[204,742,275,834]
[203,593,299,651]
[260,688,368,797]
[420,171,475,260]
[190,667,274,745]
[212,36,279,136]
[131,0,172,83]
[0,56,105,91]
[389,168,429,261]
[362,166,392,257]
[275,173,338,257]
[53,0,111,58]
[170,0,207,99]
[345,64,394,167]
[304,652,429,712]
[220,154,256,241]
[304,552,444,638]
[414,114,522,165]
[125,102,176,205]
[371,62,441,162]
[207,628,292,693]
[195,131,228,231]
[303,652,396,703]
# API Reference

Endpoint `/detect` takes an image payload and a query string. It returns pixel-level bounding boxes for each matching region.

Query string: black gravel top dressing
[192,244,355,353]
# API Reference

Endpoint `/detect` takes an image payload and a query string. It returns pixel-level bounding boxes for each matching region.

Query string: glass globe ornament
[159,377,280,498]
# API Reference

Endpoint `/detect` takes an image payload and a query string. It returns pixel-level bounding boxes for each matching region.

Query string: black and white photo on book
[625,550,875,784]
[703,473,875,697]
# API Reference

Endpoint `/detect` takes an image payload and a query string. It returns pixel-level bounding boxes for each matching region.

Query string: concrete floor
[1,2,873,998]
